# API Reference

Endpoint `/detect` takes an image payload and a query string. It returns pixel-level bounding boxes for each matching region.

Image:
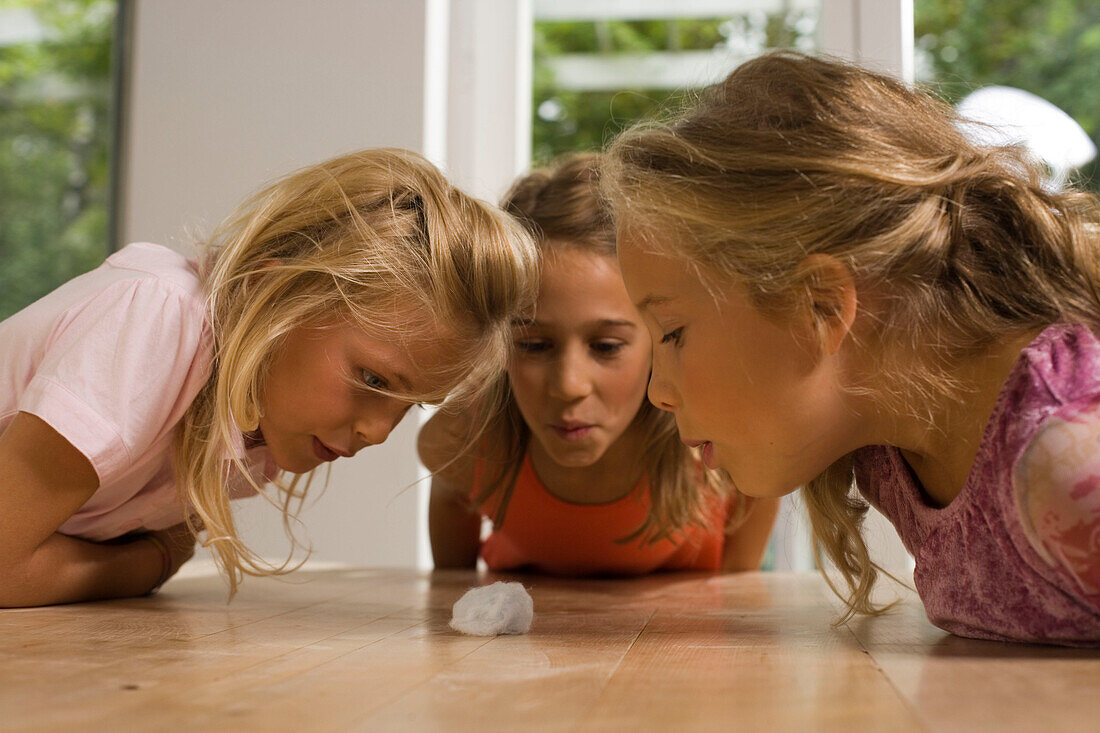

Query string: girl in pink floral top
[603,51,1100,645]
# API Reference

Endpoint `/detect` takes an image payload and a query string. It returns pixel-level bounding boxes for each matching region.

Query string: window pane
[0,0,118,319]
[915,1,1100,193]
[533,3,820,165]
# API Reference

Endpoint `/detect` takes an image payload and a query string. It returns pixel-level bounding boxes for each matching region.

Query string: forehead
[532,248,637,320]
[542,247,621,289]
[616,230,709,306]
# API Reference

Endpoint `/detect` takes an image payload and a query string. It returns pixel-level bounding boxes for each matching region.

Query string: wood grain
[1,568,1095,732]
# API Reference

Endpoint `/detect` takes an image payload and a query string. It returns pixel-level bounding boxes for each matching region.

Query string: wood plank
[361,587,655,731]
[577,573,924,732]
[848,593,1100,733]
[2,568,1095,732]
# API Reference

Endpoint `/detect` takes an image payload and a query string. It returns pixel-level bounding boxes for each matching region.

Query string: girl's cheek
[607,350,652,411]
[507,361,547,407]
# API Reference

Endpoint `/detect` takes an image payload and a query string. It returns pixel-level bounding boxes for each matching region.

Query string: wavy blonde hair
[603,52,1100,616]
[468,153,727,544]
[176,148,539,594]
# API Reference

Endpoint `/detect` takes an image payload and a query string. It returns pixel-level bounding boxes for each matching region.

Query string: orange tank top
[475,453,729,576]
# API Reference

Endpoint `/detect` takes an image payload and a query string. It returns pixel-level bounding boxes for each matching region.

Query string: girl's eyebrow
[635,294,675,312]
[514,318,638,329]
[590,318,636,329]
[393,372,413,391]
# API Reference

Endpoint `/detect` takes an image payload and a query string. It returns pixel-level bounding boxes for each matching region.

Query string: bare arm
[720,495,781,572]
[419,411,482,570]
[428,478,482,569]
[0,412,193,606]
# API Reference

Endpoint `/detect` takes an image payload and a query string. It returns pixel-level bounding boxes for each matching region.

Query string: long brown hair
[177,148,539,594]
[470,152,726,543]
[603,51,1100,615]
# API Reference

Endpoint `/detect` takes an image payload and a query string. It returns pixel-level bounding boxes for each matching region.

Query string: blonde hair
[176,148,539,594]
[603,52,1100,616]
[470,152,727,544]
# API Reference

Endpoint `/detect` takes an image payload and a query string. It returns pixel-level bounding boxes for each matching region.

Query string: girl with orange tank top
[418,154,778,576]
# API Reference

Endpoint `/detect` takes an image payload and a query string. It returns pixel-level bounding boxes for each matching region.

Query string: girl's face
[617,234,858,498]
[257,319,448,473]
[508,246,652,468]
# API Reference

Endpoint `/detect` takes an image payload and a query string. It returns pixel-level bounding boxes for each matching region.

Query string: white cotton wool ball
[450,581,534,636]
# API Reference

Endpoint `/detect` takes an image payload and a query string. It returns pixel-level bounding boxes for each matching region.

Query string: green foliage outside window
[532,14,817,166]
[0,0,116,320]
[916,0,1100,192]
[4,4,1094,320]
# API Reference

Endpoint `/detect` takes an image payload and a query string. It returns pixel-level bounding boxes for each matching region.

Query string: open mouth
[312,436,341,462]
[700,441,716,469]
[683,438,717,469]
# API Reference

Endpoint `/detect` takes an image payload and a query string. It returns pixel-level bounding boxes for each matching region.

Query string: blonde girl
[420,153,778,576]
[605,51,1100,646]
[0,148,538,607]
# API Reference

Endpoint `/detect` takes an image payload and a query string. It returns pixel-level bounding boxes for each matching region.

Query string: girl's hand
[142,522,198,590]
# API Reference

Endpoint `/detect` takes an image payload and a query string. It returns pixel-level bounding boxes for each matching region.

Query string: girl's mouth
[550,423,595,441]
[700,441,716,469]
[683,438,717,469]
[313,437,340,462]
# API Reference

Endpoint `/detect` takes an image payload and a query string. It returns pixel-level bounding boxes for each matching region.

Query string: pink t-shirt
[0,242,271,541]
[854,323,1100,646]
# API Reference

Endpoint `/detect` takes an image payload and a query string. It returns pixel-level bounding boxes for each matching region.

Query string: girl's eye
[591,340,625,356]
[515,340,551,354]
[360,370,388,390]
[660,327,684,347]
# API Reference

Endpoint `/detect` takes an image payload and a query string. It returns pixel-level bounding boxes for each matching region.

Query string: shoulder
[1014,398,1100,596]
[54,243,206,332]
[418,408,480,493]
[2,243,206,338]
[3,243,211,371]
[1018,323,1100,407]
[102,243,205,308]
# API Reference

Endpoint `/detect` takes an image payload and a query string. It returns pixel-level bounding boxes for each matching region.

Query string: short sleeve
[18,278,211,486]
[1014,399,1100,599]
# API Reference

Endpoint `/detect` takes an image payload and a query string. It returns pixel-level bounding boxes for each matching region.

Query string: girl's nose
[547,346,593,402]
[353,402,411,449]
[647,359,680,412]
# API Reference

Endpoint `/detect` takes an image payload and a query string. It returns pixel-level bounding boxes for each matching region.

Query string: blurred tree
[0,0,116,319]
[916,0,1100,191]
[532,13,816,165]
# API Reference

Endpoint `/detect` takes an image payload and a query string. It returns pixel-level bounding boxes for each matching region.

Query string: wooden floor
[2,568,1097,732]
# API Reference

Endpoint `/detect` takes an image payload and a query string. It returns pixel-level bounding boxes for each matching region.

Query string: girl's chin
[272,457,312,474]
[537,439,608,468]
[726,469,800,499]
[264,445,315,475]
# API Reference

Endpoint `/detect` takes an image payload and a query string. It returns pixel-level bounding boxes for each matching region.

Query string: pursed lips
[549,420,596,441]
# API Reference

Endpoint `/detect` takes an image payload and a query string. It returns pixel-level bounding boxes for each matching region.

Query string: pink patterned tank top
[853,323,1100,646]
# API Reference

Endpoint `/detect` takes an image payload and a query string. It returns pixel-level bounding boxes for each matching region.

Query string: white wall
[445,0,532,201]
[122,0,448,568]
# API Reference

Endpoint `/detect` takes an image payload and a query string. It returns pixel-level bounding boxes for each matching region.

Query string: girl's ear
[797,254,857,355]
